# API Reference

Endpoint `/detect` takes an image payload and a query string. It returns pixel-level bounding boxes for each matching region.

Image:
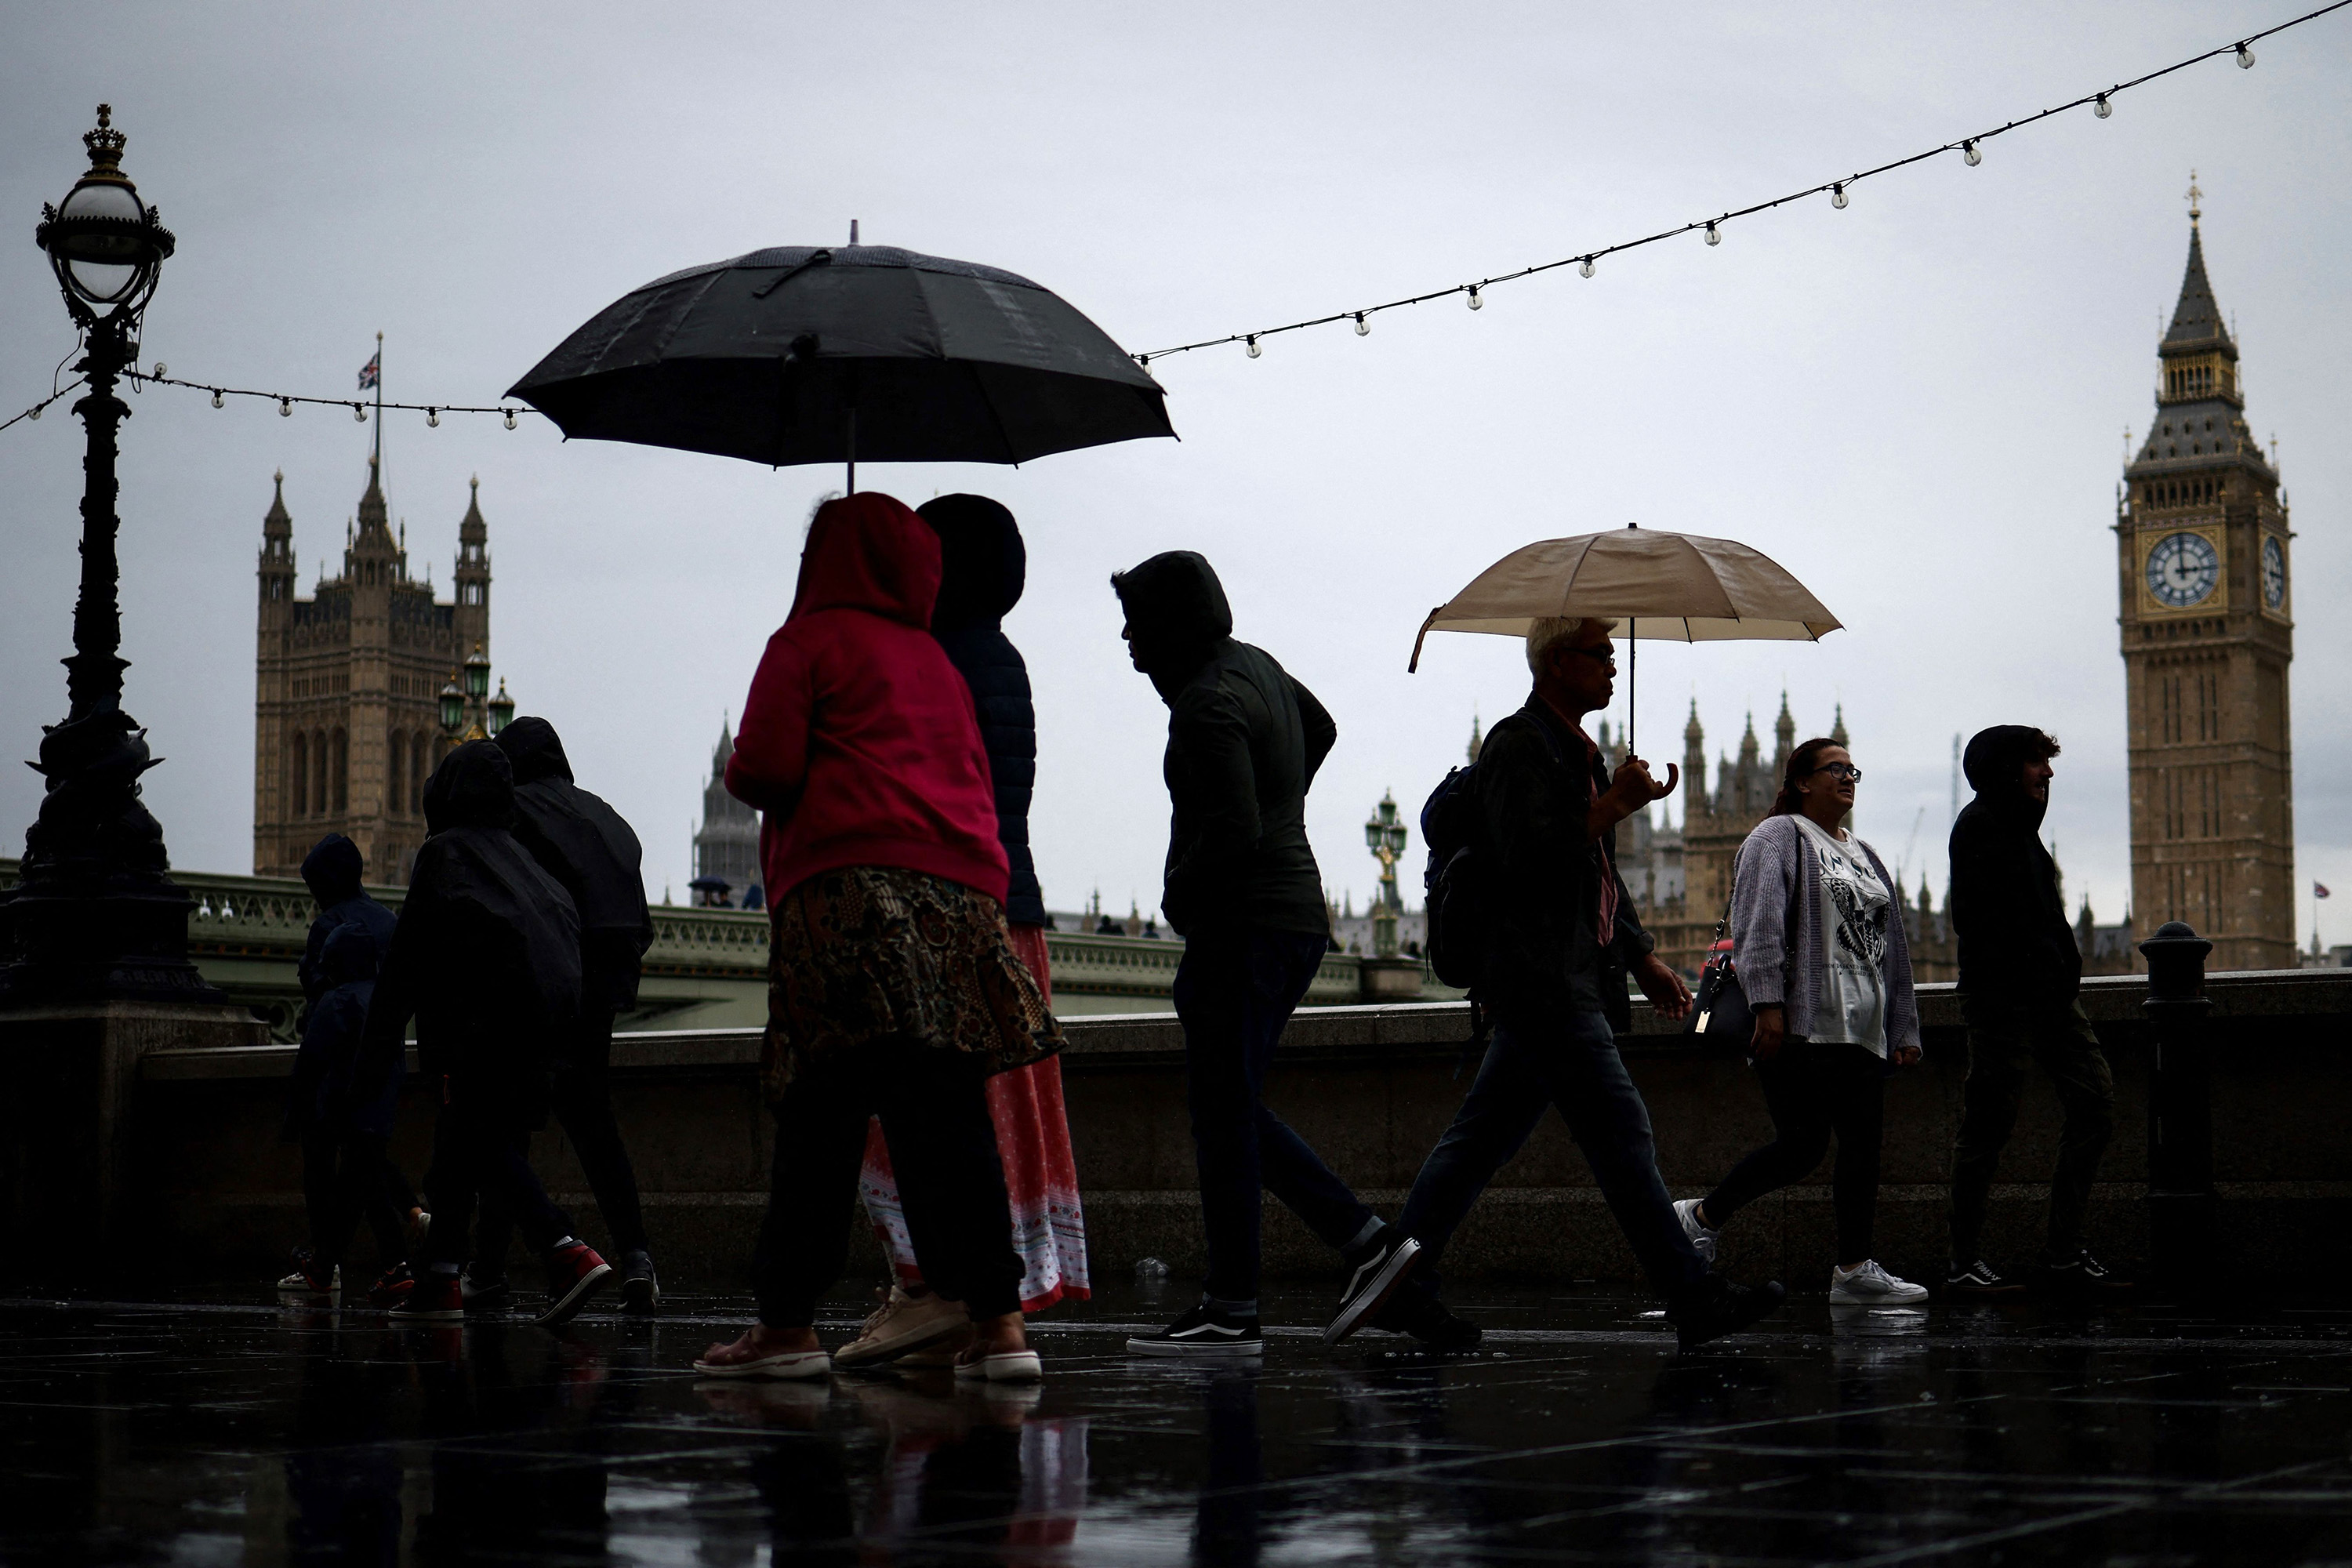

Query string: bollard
[2140,920,2216,1296]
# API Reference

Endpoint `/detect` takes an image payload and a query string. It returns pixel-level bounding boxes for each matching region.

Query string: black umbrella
[506,243,1174,488]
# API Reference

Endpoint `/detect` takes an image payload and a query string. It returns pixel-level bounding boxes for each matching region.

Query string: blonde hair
[1526,615,1617,677]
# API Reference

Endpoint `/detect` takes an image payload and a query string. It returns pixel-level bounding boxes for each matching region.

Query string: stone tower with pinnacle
[2116,183,2295,969]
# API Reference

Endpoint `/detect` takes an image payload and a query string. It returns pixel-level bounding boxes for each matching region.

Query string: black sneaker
[2045,1249,2132,1295]
[1127,1304,1264,1359]
[1944,1259,2029,1299]
[1372,1290,1484,1352]
[620,1250,659,1315]
[1322,1229,1424,1347]
[1669,1278,1786,1351]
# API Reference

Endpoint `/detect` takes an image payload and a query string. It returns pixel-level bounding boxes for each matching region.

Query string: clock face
[2147,531,2220,609]
[2262,535,2288,610]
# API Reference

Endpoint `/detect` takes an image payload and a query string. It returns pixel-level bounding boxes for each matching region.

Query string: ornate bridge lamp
[2,105,219,1005]
[437,645,514,745]
[1363,791,1409,960]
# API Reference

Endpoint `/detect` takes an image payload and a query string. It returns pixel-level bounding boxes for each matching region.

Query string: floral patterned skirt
[762,865,1062,1101]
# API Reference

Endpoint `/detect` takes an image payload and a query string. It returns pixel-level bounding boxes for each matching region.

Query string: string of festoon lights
[1132,2,2350,368]
[4,3,2343,430]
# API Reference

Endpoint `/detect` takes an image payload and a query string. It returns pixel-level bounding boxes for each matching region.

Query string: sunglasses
[1561,642,1617,669]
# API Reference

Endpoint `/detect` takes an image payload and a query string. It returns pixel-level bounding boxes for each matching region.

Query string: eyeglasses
[1809,763,1863,781]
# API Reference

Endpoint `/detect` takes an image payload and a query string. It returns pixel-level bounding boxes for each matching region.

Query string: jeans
[752,1040,1023,1327]
[475,1009,647,1271]
[420,1086,575,1274]
[1396,1007,1708,1304]
[301,1130,412,1268]
[1702,1040,1886,1264]
[1949,995,2114,1265]
[1175,927,1376,1306]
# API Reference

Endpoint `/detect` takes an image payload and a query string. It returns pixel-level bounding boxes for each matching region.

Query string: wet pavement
[6,1280,2352,1565]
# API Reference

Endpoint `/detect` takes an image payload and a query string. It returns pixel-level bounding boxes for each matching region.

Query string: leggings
[1702,1039,1886,1264]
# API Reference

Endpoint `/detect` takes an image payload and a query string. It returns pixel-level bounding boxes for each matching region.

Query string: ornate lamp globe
[463,644,492,702]
[486,678,515,736]
[35,105,174,320]
[437,677,466,735]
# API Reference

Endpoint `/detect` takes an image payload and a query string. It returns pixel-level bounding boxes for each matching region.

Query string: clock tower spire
[2117,194,2294,969]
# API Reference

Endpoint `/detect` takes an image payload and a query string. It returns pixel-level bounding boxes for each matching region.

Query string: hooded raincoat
[1950,725,2081,1004]
[728,493,1008,906]
[1111,550,1334,939]
[919,494,1044,927]
[355,741,583,1116]
[285,835,399,1141]
[495,717,655,1011]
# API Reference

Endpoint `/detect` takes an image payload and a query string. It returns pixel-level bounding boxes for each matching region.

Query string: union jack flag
[2318,883,2333,899]
[358,351,379,391]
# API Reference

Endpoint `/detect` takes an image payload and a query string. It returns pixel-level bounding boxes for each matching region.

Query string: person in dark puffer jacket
[837,496,1091,1369]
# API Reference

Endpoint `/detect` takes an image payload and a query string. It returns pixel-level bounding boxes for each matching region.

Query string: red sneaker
[388,1271,464,1322]
[534,1243,613,1329]
[366,1264,417,1308]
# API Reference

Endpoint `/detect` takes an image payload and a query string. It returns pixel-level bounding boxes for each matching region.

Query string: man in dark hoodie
[1111,550,1417,1359]
[278,833,419,1303]
[477,717,660,1312]
[1945,726,2125,1298]
[357,740,612,1328]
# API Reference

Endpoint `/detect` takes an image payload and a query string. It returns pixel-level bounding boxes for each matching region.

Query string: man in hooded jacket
[1110,551,1417,1359]
[355,740,615,1327]
[1944,725,2125,1298]
[474,716,660,1311]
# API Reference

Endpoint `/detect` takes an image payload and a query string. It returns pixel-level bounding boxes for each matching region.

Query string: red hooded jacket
[726,493,1010,906]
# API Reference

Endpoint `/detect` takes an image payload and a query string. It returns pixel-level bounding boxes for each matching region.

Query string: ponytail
[1769,737,1846,817]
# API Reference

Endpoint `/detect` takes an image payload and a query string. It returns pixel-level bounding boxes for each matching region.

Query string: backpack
[1420,715,1570,992]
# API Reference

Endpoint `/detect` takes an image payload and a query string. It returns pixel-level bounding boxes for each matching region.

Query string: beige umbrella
[1408,524,1842,753]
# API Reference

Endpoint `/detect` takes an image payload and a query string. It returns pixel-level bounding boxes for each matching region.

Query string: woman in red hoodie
[695,493,1062,1384]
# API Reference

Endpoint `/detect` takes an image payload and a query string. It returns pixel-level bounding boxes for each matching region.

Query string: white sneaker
[1830,1259,1929,1304]
[1673,1200,1719,1265]
[833,1285,971,1369]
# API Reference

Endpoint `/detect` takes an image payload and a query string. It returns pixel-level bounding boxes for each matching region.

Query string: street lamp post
[437,644,514,745]
[1363,791,1409,960]
[1,106,219,1005]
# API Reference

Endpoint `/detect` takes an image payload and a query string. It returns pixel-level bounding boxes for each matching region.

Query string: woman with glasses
[1675,737,1928,1304]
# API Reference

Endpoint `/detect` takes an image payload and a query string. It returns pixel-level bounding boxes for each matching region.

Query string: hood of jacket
[920,494,1025,632]
[495,715,572,785]
[423,739,517,833]
[1962,724,2051,830]
[318,920,380,986]
[1112,550,1234,695]
[300,833,365,904]
[788,492,940,630]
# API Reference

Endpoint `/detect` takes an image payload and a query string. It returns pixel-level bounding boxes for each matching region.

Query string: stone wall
[127,969,2352,1295]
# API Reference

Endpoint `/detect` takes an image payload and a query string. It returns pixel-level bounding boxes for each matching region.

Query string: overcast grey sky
[2,3,2347,939]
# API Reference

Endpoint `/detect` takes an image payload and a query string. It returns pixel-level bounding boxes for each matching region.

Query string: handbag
[1684,901,1755,1053]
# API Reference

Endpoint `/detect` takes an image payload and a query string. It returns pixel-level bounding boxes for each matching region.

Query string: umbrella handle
[1407,608,1441,673]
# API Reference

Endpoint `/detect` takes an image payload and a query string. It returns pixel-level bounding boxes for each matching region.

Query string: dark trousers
[1175,927,1376,1305]
[1949,995,2114,1265]
[300,1129,412,1268]
[1702,1040,1887,1263]
[475,1009,646,1271]
[1396,1007,1708,1305]
[420,1091,574,1273]
[752,1040,1022,1327]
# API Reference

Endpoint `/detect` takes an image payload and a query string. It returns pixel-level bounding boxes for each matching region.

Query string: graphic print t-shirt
[1792,815,1891,1056]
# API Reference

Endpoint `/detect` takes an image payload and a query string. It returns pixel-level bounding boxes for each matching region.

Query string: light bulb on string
[354,403,367,423]
[503,409,518,430]
[1579,256,1595,278]
[2236,41,2255,67]
[1963,140,1982,165]
[1831,182,1848,209]
[1466,285,1482,310]
[426,408,440,428]
[27,405,39,421]
[279,397,292,418]
[2094,93,2112,118]
[1245,336,1261,359]
[152,363,166,379]
[1704,221,1721,246]
[210,389,224,408]
[1353,313,1368,336]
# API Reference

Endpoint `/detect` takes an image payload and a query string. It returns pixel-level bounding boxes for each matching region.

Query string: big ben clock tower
[2118,179,2295,970]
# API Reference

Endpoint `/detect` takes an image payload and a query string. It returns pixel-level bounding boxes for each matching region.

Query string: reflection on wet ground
[6,1281,2352,1564]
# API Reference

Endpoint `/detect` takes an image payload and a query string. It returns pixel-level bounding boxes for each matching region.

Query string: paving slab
[5,1280,2352,1564]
